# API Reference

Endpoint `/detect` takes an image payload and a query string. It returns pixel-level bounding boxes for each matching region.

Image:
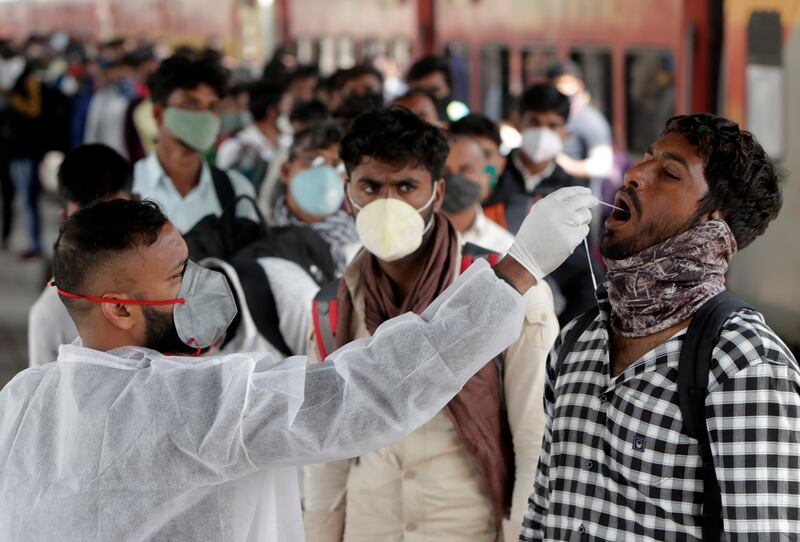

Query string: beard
[601,210,703,261]
[142,305,197,355]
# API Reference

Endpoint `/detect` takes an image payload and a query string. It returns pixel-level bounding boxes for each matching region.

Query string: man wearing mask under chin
[132,53,257,234]
[441,133,515,254]
[272,121,361,272]
[520,115,797,542]
[303,107,562,542]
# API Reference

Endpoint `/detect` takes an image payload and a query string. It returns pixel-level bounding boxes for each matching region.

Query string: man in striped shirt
[520,113,796,541]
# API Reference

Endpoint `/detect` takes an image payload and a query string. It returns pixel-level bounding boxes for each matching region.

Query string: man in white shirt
[28,144,133,367]
[131,53,256,233]
[441,134,514,253]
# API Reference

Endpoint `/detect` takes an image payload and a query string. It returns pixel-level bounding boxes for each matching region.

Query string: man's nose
[623,161,652,191]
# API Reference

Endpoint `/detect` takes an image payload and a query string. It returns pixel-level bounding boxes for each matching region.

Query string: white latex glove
[508,186,598,280]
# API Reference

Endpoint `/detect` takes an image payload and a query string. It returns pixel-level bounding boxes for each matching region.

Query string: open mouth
[610,197,632,222]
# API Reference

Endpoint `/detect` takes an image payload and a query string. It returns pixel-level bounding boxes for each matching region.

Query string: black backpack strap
[461,243,502,272]
[555,306,599,378]
[312,279,341,360]
[209,164,237,212]
[235,259,293,357]
[678,291,751,542]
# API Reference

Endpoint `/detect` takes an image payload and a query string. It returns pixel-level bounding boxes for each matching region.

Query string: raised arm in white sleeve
[240,258,525,466]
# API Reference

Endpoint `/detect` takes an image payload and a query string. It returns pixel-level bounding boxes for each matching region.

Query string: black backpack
[183,166,337,356]
[556,291,751,541]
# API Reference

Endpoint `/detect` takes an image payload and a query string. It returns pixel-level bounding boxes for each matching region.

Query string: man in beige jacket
[303,107,560,542]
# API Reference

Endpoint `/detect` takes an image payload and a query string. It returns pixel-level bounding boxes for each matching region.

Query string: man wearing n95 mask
[302,107,580,542]
[0,184,596,541]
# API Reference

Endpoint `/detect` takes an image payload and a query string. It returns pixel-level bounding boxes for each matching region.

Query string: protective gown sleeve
[241,258,526,466]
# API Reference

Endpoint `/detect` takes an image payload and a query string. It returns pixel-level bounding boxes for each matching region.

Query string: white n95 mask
[54,260,238,352]
[349,183,438,262]
[520,127,564,164]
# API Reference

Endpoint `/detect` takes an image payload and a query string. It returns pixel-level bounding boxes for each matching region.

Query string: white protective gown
[0,260,525,542]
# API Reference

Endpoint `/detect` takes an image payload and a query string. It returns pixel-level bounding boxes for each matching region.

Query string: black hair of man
[406,55,453,90]
[545,59,583,82]
[52,199,169,324]
[289,99,331,128]
[58,144,133,207]
[664,114,782,249]
[394,88,438,108]
[340,106,448,182]
[290,64,320,83]
[449,113,502,147]
[149,53,229,105]
[334,63,384,92]
[519,83,571,122]
[247,79,287,122]
[289,121,343,161]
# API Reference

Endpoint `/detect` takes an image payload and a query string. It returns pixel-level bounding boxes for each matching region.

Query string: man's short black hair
[335,63,384,92]
[289,121,343,161]
[340,106,448,182]
[545,59,583,81]
[289,99,330,127]
[664,114,782,249]
[247,79,287,121]
[449,113,502,147]
[290,64,319,83]
[58,144,132,207]
[394,88,437,108]
[406,55,452,90]
[53,200,169,324]
[149,53,229,105]
[519,83,571,121]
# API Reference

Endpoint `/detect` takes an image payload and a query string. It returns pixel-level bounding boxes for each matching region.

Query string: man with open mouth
[518,113,798,541]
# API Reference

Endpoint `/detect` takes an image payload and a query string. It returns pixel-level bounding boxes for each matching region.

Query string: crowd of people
[0,31,797,542]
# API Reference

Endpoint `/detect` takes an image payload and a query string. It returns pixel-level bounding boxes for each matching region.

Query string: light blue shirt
[132,153,257,233]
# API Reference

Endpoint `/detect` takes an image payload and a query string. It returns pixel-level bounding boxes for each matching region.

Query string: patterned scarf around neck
[604,219,738,337]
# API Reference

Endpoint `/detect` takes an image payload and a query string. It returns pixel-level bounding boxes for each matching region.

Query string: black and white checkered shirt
[519,288,799,541]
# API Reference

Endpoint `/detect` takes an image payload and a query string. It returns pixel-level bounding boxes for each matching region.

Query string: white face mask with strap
[348,181,438,262]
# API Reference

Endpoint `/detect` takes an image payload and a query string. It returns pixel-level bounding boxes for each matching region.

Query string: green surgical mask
[485,164,499,190]
[164,107,222,152]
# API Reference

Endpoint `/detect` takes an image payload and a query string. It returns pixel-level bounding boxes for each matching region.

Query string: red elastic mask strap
[50,282,185,306]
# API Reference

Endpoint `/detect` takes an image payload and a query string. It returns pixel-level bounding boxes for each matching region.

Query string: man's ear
[280,161,291,184]
[152,102,165,126]
[343,180,355,217]
[432,177,445,213]
[98,294,137,332]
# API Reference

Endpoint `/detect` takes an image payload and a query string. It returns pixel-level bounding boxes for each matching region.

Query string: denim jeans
[9,157,41,253]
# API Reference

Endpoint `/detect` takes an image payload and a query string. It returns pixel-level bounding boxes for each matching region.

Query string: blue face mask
[289,165,345,217]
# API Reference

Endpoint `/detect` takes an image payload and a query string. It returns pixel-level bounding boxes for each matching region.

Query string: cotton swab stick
[598,200,628,213]
[583,237,598,292]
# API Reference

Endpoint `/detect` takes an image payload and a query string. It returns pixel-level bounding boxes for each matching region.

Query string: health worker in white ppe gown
[0,187,597,542]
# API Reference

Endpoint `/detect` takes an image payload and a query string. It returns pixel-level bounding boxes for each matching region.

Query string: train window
[296,37,316,65]
[569,47,613,124]
[480,44,510,121]
[625,49,676,154]
[445,42,471,105]
[362,39,386,63]
[337,36,356,69]
[390,38,413,74]
[747,11,784,160]
[318,36,337,75]
[522,45,556,86]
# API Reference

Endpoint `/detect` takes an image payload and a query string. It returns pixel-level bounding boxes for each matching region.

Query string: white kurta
[0,260,524,542]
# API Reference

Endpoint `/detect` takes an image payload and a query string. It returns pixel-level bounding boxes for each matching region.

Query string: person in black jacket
[491,84,599,325]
